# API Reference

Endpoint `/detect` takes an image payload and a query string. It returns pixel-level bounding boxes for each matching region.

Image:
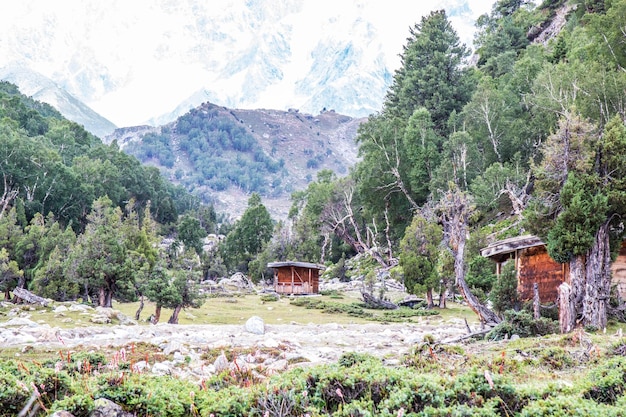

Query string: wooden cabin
[480,235,567,303]
[481,236,626,302]
[267,261,325,295]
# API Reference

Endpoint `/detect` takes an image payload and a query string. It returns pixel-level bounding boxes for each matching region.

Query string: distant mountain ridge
[0,65,117,138]
[106,103,364,220]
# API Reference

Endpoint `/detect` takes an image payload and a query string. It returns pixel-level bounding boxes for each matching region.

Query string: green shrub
[451,369,524,415]
[520,395,621,416]
[260,293,279,302]
[538,347,574,370]
[581,357,626,405]
[489,263,520,314]
[487,310,558,340]
[0,371,30,417]
[71,351,108,373]
[50,394,94,417]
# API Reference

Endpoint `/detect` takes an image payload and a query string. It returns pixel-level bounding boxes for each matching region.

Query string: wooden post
[533,283,540,320]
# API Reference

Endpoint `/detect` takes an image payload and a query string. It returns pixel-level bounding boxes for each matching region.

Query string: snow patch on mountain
[0,65,117,138]
[0,0,493,128]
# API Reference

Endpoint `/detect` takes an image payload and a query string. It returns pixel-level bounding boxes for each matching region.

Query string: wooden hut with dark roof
[267,261,325,295]
[481,235,626,302]
[480,235,567,303]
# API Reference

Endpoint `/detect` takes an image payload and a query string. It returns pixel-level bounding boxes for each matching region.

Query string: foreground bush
[3,345,626,416]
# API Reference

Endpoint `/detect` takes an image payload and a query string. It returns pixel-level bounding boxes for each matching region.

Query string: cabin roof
[267,261,325,270]
[480,235,545,258]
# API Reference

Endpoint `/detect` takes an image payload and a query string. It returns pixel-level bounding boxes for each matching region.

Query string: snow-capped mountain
[0,0,492,128]
[0,65,117,138]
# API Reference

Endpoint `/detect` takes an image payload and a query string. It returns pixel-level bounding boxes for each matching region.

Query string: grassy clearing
[1,290,470,328]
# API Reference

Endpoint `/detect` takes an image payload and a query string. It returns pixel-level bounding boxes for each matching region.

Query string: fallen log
[13,287,49,307]
[361,291,398,310]
[441,328,492,344]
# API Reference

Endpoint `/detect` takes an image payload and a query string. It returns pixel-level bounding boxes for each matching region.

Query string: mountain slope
[0,65,117,138]
[105,103,364,219]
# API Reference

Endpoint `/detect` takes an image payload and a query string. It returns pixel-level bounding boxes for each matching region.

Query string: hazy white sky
[0,0,496,126]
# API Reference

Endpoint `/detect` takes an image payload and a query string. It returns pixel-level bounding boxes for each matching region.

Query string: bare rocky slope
[105,105,366,219]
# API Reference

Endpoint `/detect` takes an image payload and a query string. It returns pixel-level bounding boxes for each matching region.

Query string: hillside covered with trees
[106,103,363,218]
[255,0,626,332]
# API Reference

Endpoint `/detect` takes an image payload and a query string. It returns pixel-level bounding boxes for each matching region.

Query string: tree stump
[533,283,540,320]
[559,282,574,333]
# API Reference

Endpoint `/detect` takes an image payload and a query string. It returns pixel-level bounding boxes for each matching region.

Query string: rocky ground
[0,301,471,382]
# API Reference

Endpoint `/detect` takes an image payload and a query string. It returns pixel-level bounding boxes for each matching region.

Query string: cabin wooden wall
[274,266,319,294]
[612,242,626,300]
[517,246,565,302]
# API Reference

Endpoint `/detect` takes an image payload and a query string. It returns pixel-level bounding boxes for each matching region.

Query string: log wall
[273,266,320,295]
[517,246,565,302]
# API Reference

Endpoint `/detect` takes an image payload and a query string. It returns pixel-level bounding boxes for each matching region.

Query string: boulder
[245,316,265,335]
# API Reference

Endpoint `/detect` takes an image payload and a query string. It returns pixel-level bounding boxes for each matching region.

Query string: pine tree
[399,212,442,308]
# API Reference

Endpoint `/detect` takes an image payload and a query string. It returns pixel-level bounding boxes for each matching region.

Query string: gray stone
[132,360,149,373]
[214,351,229,373]
[69,304,93,312]
[50,411,75,417]
[91,398,133,417]
[152,362,172,376]
[267,359,288,372]
[245,315,265,335]
[163,340,187,355]
[173,351,186,363]
[90,315,111,324]
[117,313,137,326]
[510,334,520,341]
[54,305,68,313]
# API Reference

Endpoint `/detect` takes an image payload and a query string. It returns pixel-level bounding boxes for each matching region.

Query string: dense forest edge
[4,0,626,415]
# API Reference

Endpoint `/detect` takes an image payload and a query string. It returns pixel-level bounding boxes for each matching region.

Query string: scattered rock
[91,398,134,417]
[259,338,280,348]
[267,359,288,372]
[175,351,188,363]
[69,304,93,312]
[90,315,111,324]
[245,316,265,335]
[54,305,68,313]
[214,351,229,373]
[0,317,39,327]
[117,313,137,326]
[49,411,75,417]
[152,362,172,376]
[132,360,149,373]
[163,340,187,355]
